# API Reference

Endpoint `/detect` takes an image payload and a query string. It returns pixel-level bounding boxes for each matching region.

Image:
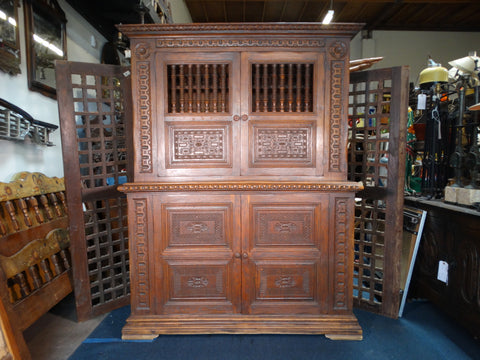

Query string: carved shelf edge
[119,181,363,193]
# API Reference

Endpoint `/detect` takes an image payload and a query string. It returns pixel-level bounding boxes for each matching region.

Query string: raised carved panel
[253,206,316,246]
[165,205,231,247]
[250,122,314,167]
[167,262,229,300]
[166,122,232,168]
[254,261,316,300]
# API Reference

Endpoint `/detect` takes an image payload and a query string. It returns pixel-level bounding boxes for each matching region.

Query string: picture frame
[0,0,21,75]
[24,0,67,99]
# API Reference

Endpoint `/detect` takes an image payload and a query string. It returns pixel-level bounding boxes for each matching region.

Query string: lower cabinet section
[123,190,362,340]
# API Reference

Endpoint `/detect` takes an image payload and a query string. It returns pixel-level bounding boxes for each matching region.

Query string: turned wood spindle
[255,63,261,112]
[179,64,185,113]
[296,63,302,112]
[60,249,71,270]
[187,64,193,113]
[29,196,45,223]
[220,64,227,113]
[51,253,63,276]
[272,64,277,112]
[304,64,311,112]
[17,198,32,227]
[4,201,20,231]
[204,64,210,113]
[212,64,218,113]
[288,63,294,112]
[40,259,53,282]
[39,194,54,220]
[28,265,43,289]
[48,192,63,217]
[196,64,202,112]
[170,64,177,113]
[57,191,68,212]
[14,272,30,298]
[263,64,269,112]
[279,64,285,112]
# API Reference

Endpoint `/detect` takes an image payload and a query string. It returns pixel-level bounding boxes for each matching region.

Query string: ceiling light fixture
[322,0,334,25]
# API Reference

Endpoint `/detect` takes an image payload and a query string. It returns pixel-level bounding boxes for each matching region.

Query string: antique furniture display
[0,172,72,360]
[118,23,363,340]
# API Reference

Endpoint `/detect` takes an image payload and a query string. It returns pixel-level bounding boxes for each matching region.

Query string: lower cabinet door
[242,193,329,315]
[153,193,242,314]
[151,192,329,316]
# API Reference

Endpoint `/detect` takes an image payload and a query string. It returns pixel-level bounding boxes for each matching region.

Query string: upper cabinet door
[156,52,241,178]
[239,52,325,177]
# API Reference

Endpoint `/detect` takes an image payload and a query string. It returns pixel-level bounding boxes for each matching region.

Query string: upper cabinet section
[118,23,363,182]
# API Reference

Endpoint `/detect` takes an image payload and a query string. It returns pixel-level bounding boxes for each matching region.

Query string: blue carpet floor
[69,301,480,360]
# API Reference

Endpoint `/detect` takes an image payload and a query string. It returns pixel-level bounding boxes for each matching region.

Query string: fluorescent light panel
[322,9,334,25]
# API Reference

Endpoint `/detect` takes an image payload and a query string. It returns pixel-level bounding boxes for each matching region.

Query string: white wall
[170,0,192,23]
[0,0,107,182]
[351,30,480,87]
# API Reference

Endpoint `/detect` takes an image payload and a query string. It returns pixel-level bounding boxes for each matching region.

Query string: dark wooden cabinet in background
[118,23,363,340]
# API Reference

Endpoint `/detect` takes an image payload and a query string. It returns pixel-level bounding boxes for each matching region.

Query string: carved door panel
[151,193,242,315]
[242,194,329,315]
[156,52,241,178]
[240,52,324,177]
[56,61,133,320]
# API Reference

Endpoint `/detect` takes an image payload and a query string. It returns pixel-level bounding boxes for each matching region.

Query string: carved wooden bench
[0,172,72,360]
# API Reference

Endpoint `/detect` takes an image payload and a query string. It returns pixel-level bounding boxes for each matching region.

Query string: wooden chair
[0,172,72,360]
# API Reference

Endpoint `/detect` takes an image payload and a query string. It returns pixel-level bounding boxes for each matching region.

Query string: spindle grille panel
[56,61,133,321]
[251,63,314,113]
[348,67,408,318]
[167,63,230,114]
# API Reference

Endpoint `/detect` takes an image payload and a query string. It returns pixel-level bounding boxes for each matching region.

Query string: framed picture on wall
[24,0,67,99]
[0,0,21,75]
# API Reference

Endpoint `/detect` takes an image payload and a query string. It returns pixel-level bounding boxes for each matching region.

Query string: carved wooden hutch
[118,23,363,340]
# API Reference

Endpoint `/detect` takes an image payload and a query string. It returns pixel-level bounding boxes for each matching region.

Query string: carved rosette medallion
[329,61,344,172]
[137,60,152,173]
[334,198,348,310]
[329,41,347,60]
[134,199,149,310]
[134,42,151,60]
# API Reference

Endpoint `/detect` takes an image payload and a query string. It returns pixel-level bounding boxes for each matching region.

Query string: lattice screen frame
[348,66,409,318]
[56,61,133,321]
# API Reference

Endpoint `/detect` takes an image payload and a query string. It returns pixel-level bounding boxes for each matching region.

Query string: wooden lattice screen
[56,61,133,320]
[348,66,409,318]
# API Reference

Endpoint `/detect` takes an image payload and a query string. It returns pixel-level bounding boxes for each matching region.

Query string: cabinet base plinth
[121,314,362,340]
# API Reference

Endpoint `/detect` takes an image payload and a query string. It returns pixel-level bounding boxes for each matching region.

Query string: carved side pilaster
[334,198,348,310]
[328,40,347,173]
[135,42,153,173]
[133,199,150,310]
